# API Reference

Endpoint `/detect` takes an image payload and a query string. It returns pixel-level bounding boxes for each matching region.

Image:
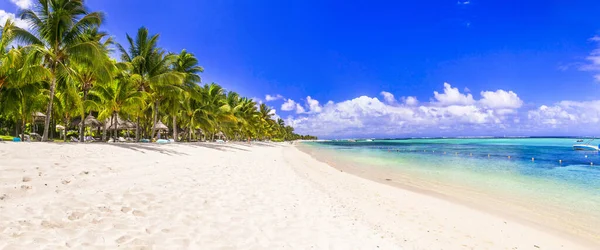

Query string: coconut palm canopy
[0,0,316,142]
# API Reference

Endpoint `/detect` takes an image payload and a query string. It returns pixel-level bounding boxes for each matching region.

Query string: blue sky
[3,0,600,138]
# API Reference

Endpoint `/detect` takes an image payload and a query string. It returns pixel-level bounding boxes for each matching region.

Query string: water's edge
[295,142,600,247]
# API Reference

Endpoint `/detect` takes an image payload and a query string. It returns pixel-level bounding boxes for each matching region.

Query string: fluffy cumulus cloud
[306,96,322,113]
[527,101,600,133]
[281,99,305,114]
[10,0,32,9]
[284,82,537,137]
[380,91,396,104]
[0,10,29,29]
[265,94,283,102]
[403,96,418,106]
[433,82,475,105]
[479,89,523,109]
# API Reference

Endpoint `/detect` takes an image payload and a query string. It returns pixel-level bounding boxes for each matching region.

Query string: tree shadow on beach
[186,142,250,152]
[104,143,189,156]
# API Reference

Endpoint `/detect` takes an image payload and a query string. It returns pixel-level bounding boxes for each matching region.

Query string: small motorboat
[573,139,599,151]
[573,144,599,151]
[577,139,584,142]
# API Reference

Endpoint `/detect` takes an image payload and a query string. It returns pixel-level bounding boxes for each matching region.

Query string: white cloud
[10,0,32,9]
[295,104,306,114]
[306,96,322,113]
[281,99,305,114]
[281,99,297,111]
[251,97,263,104]
[403,96,419,106]
[581,36,600,81]
[265,94,283,102]
[433,82,475,106]
[479,89,523,109]
[284,83,534,137]
[0,10,29,29]
[380,91,396,104]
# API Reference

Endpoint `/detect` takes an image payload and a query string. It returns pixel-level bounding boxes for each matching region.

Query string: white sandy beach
[0,142,595,249]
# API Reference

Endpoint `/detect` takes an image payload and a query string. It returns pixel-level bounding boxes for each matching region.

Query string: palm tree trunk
[78,91,88,142]
[20,116,25,142]
[63,116,68,142]
[152,100,159,139]
[42,76,57,141]
[172,114,177,142]
[112,112,117,140]
[136,115,140,142]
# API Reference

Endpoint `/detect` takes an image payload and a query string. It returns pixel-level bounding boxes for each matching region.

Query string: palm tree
[86,75,145,141]
[169,49,203,141]
[12,0,106,141]
[71,27,114,141]
[0,44,50,141]
[117,27,183,140]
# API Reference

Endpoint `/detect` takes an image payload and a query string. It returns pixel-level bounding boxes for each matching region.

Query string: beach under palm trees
[0,0,316,142]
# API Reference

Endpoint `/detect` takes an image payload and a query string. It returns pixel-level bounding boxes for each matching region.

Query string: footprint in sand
[121,207,132,213]
[132,210,146,217]
[22,176,32,182]
[115,235,133,244]
[68,211,85,220]
[41,220,64,229]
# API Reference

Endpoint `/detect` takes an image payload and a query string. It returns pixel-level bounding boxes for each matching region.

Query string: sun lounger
[156,139,169,144]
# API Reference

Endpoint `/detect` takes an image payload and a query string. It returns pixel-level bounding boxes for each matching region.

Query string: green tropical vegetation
[0,0,316,142]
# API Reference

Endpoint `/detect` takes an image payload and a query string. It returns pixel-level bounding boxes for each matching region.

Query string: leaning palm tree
[12,0,106,141]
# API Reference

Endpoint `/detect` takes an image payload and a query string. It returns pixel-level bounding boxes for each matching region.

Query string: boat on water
[365,139,373,142]
[573,139,599,151]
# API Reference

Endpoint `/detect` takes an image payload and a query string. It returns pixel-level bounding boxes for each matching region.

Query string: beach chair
[70,136,79,142]
[118,137,127,142]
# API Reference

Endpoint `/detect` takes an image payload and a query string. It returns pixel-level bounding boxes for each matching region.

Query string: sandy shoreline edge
[296,142,600,248]
[0,142,596,249]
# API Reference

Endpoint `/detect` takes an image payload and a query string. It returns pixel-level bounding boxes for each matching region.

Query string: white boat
[573,139,599,151]
[573,144,599,151]
[365,139,373,142]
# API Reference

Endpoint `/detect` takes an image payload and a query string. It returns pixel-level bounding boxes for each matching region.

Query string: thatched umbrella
[153,121,168,131]
[216,131,225,140]
[56,124,66,140]
[83,114,102,127]
[32,112,46,122]
[153,121,168,139]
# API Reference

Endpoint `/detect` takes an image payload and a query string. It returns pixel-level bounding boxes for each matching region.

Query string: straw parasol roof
[104,116,135,130]
[216,131,224,137]
[76,114,102,127]
[56,124,65,130]
[33,112,46,122]
[153,121,169,131]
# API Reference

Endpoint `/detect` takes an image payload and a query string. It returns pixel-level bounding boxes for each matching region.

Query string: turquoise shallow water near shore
[304,138,600,228]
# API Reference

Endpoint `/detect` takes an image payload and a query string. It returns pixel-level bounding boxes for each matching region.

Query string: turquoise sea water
[304,138,600,222]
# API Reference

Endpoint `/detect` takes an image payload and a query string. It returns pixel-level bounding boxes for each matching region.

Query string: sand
[0,142,595,249]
